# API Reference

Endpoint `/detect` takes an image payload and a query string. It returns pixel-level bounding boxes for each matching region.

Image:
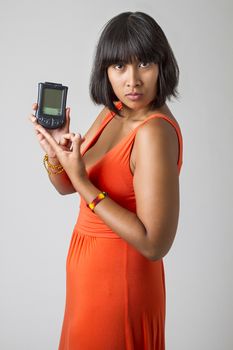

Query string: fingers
[59,132,75,147]
[71,133,85,153]
[35,124,61,154]
[61,107,71,132]
[59,132,85,152]
[29,102,38,124]
[32,103,38,111]
[66,107,70,121]
[29,114,37,123]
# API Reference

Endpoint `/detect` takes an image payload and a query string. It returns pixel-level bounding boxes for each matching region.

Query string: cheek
[109,76,122,92]
[107,70,117,88]
[151,65,159,83]
[151,72,159,90]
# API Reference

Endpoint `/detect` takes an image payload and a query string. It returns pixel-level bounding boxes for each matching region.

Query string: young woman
[30,11,183,350]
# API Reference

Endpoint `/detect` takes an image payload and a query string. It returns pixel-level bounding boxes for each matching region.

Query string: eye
[139,62,151,68]
[113,63,125,70]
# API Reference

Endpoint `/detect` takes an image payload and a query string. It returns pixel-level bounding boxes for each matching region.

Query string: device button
[38,117,45,126]
[51,119,57,127]
[45,119,51,126]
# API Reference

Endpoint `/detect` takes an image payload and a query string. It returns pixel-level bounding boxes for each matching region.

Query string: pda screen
[42,88,63,116]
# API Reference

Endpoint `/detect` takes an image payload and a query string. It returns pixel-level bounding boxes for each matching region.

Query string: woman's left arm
[35,119,179,261]
[132,118,180,260]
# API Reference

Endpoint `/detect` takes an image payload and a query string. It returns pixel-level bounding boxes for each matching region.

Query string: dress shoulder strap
[100,101,123,127]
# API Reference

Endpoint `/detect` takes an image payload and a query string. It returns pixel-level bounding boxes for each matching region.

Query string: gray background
[1,0,232,349]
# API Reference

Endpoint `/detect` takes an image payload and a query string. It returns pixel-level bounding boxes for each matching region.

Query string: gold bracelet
[43,154,64,175]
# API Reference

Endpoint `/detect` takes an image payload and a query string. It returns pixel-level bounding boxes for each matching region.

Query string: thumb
[71,133,85,153]
[65,107,71,130]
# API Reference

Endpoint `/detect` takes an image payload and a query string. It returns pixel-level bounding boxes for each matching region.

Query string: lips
[125,93,143,101]
[126,92,143,96]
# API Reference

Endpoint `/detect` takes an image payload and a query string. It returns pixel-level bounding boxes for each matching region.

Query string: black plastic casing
[35,82,68,129]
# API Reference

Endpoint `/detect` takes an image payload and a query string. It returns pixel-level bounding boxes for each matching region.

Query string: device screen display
[42,88,63,116]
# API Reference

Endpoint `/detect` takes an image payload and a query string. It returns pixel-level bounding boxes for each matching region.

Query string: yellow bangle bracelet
[87,191,108,212]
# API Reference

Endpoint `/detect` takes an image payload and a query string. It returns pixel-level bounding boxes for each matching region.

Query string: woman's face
[107,58,159,111]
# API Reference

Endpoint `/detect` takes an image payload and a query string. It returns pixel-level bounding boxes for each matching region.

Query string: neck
[119,103,167,121]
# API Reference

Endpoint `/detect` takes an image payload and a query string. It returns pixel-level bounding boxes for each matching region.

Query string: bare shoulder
[134,116,179,165]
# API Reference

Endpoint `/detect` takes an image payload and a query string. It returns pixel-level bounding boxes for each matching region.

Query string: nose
[126,65,141,88]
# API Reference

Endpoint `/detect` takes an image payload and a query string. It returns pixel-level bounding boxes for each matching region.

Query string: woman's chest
[82,117,137,174]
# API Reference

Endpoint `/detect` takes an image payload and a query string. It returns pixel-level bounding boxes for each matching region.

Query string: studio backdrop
[1,0,232,349]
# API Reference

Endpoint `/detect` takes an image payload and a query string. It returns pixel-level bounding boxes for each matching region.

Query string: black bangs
[100,15,161,68]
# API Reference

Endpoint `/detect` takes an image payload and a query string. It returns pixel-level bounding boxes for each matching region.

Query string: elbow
[56,188,74,196]
[145,228,177,261]
[145,240,171,262]
[146,252,164,262]
[58,191,67,196]
[55,188,67,195]
[144,245,163,261]
[147,250,168,261]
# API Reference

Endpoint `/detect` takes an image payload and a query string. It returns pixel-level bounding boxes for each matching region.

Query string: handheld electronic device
[35,82,68,129]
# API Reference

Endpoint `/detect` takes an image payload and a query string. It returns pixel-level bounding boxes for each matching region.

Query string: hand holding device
[30,103,71,159]
[34,122,87,183]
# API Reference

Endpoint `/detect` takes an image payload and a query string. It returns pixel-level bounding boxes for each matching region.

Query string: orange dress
[58,102,183,350]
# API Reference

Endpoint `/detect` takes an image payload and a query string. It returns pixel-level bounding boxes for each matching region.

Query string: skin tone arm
[29,104,108,195]
[34,117,179,261]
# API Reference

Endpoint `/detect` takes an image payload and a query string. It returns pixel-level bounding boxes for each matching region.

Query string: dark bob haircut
[89,11,179,116]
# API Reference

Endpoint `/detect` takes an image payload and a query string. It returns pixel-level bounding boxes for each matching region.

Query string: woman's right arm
[29,104,108,195]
